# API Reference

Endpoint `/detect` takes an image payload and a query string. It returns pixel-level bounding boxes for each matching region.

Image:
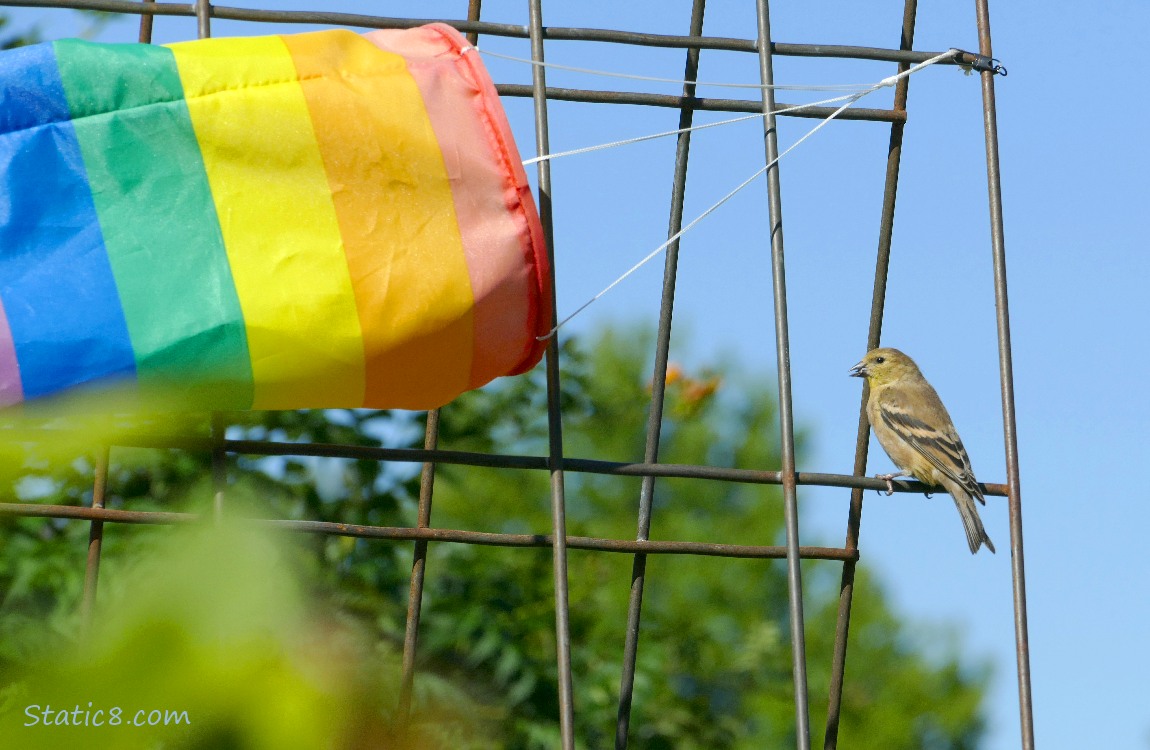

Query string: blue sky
[5,2,1147,748]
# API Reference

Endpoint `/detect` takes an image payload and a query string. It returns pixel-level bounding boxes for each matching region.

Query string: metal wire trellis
[0,1,1033,749]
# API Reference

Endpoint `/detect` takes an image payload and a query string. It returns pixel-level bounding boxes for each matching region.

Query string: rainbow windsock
[0,24,550,411]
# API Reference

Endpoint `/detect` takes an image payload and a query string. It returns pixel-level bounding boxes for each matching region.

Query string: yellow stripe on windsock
[170,34,366,409]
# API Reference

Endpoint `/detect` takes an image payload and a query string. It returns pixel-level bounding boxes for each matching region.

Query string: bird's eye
[875,356,885,364]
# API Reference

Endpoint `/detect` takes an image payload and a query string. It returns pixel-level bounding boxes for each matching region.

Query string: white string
[522,91,865,166]
[525,49,958,167]
[474,46,876,92]
[534,48,961,340]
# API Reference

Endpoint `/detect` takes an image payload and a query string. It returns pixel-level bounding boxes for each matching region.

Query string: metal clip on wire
[968,54,1007,77]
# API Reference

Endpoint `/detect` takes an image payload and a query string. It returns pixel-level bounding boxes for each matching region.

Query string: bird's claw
[874,473,898,496]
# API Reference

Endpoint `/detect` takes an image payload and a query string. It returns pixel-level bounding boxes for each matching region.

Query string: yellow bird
[849,347,995,554]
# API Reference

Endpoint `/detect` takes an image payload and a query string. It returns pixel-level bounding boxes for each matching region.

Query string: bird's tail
[947,482,995,554]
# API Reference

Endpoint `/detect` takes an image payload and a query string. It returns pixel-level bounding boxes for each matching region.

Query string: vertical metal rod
[614,3,705,747]
[194,0,210,38]
[465,0,482,46]
[398,408,441,726]
[397,0,485,721]
[138,0,155,43]
[753,2,809,747]
[210,413,226,521]
[79,446,110,638]
[526,1,575,746]
[823,2,917,747]
[973,3,1034,748]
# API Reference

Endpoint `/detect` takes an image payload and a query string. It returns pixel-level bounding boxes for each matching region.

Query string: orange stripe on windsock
[365,24,551,392]
[284,29,475,409]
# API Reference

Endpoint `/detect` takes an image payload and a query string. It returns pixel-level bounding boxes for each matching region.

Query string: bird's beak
[848,360,867,378]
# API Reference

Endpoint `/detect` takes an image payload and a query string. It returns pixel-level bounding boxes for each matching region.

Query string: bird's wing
[878,397,985,504]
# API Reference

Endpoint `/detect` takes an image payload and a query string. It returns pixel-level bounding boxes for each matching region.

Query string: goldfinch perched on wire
[849,347,995,554]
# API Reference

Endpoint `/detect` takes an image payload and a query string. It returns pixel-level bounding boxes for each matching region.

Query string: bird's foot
[874,472,904,496]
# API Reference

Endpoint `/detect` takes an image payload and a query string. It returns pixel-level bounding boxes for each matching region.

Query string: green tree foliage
[0,10,113,49]
[0,327,987,748]
[1,14,39,50]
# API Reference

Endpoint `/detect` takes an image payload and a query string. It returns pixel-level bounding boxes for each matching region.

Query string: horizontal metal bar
[2,0,192,17]
[0,430,1008,497]
[495,84,905,122]
[269,519,857,560]
[1,502,196,524]
[0,503,857,561]
[3,0,968,66]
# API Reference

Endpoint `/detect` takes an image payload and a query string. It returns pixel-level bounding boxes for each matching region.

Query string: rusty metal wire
[0,2,1032,749]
